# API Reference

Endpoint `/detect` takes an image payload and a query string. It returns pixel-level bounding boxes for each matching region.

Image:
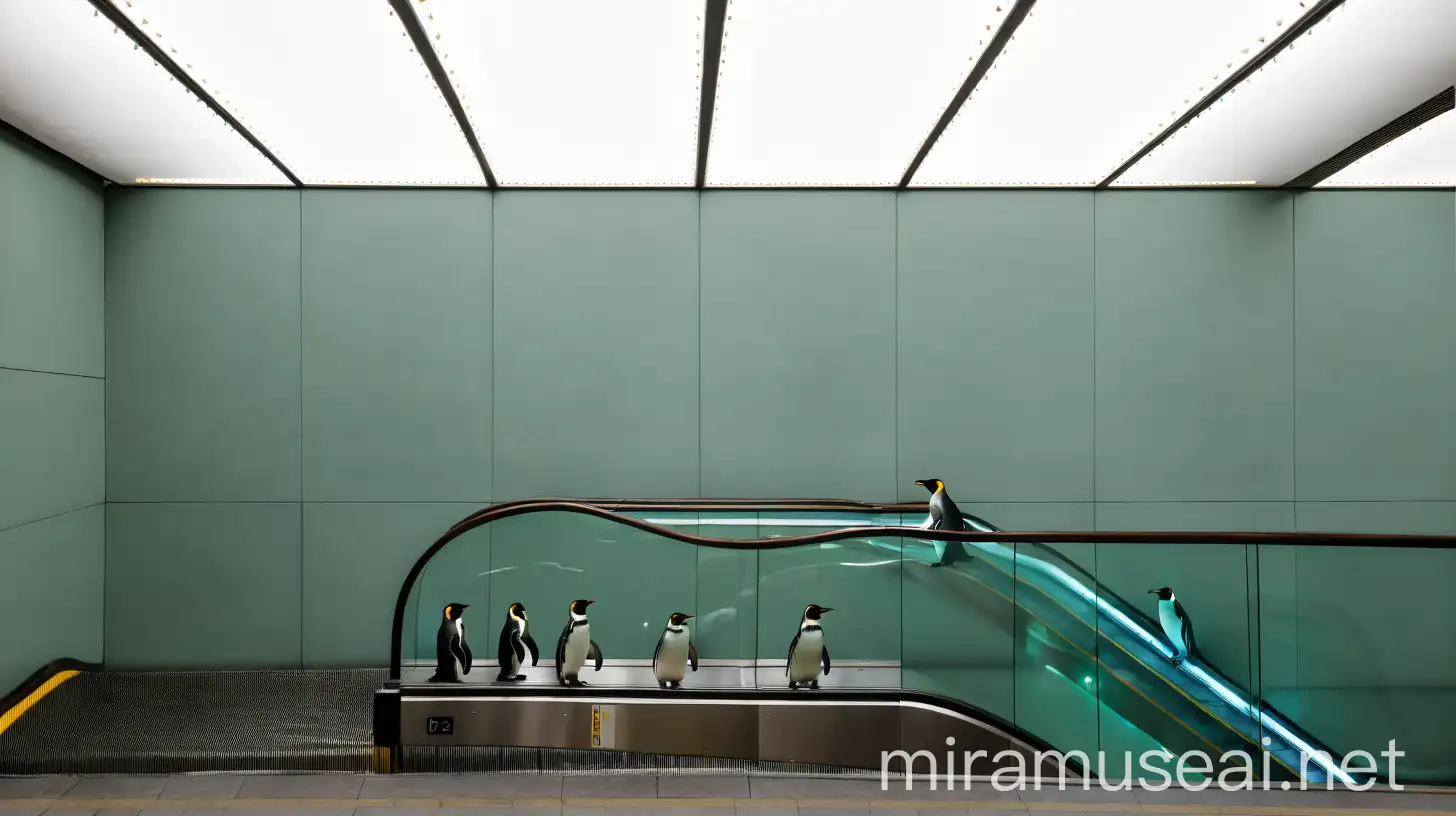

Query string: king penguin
[652,612,698,689]
[1148,587,1197,665]
[428,602,472,683]
[556,599,604,686]
[914,478,971,568]
[786,604,832,689]
[496,602,540,682]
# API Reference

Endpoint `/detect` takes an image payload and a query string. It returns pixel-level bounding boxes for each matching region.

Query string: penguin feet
[495,673,512,682]
[511,674,528,681]
[658,680,667,690]
[810,681,820,690]
[788,681,798,690]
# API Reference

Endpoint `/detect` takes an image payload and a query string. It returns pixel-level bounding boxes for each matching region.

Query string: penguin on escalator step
[914,478,973,568]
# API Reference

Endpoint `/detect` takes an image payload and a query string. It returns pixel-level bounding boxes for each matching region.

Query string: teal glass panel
[755,530,902,682]
[896,513,1015,723]
[1271,544,1456,784]
[412,523,492,667]
[486,512,697,664]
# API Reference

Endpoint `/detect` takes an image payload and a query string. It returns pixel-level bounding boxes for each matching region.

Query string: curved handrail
[389,499,1456,678]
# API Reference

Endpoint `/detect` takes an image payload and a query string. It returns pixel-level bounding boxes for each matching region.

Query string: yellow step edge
[0,669,79,738]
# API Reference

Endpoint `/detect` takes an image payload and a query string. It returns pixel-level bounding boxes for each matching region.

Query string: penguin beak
[585,600,595,606]
[683,615,695,620]
[820,607,833,613]
[1147,590,1155,594]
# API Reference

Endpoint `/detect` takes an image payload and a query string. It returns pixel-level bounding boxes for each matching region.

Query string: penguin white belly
[656,630,690,682]
[789,629,824,682]
[564,623,590,674]
[1157,602,1186,656]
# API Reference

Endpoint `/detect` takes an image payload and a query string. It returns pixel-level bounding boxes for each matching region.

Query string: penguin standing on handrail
[786,604,831,689]
[652,612,698,689]
[428,602,472,683]
[914,478,972,568]
[556,599,603,686]
[1148,587,1197,666]
[496,602,539,682]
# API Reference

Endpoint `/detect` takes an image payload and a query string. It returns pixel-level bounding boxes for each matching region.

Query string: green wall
[99,188,1456,669]
[0,129,106,693]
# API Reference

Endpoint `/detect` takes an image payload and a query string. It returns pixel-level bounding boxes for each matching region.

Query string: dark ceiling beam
[1283,85,1454,188]
[87,0,301,186]
[1097,0,1345,188]
[696,0,729,188]
[389,0,496,187]
[898,0,1037,189]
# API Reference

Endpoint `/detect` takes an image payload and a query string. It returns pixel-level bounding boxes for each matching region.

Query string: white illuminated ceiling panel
[418,0,703,186]
[912,0,1310,187]
[1118,0,1456,186]
[1319,108,1456,187]
[116,0,483,185]
[705,0,1007,187]
[0,0,285,184]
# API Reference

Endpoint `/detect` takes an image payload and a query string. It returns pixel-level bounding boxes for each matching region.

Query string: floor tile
[362,775,562,800]
[657,777,750,799]
[1017,784,1139,804]
[234,776,363,799]
[40,810,97,816]
[0,780,77,799]
[750,779,881,799]
[0,806,48,816]
[222,808,355,816]
[561,776,658,799]
[155,779,243,801]
[64,780,166,801]
[93,810,143,816]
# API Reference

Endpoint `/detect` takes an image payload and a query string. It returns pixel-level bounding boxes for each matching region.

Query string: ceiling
[1,0,1452,190]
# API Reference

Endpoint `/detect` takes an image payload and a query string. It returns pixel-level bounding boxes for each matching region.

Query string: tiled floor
[0,774,1452,816]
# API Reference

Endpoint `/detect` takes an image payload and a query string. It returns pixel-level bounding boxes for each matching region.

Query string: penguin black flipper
[589,640,604,671]
[496,625,516,681]
[555,626,569,684]
[821,644,830,676]
[449,636,469,678]
[1175,599,1197,659]
[461,639,473,674]
[785,631,801,675]
[652,631,665,672]
[523,633,540,666]
[688,642,698,672]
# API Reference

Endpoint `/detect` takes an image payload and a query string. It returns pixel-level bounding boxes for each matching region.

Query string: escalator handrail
[390,498,1456,680]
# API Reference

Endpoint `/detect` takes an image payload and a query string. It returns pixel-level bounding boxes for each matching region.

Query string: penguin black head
[508,602,527,621]
[443,602,469,620]
[569,599,595,616]
[1148,587,1175,601]
[802,604,832,621]
[914,478,945,494]
[667,612,695,626]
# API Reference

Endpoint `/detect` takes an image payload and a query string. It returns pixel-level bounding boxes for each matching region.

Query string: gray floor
[1,774,1454,815]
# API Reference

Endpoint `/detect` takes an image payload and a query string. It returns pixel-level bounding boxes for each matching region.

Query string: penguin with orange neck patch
[429,602,472,682]
[914,478,972,568]
[496,602,539,682]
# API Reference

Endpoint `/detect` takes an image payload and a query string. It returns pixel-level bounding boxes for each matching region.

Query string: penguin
[428,602,472,683]
[786,604,832,689]
[652,612,698,689]
[496,602,540,682]
[1148,587,1197,666]
[555,599,604,686]
[914,478,971,568]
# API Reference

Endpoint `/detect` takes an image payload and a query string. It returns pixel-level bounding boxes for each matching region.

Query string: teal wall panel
[959,502,1095,532]
[105,503,303,668]
[1294,192,1456,502]
[493,192,699,499]
[700,192,896,500]
[0,506,104,693]
[301,190,492,502]
[105,188,302,502]
[0,369,104,531]
[302,502,477,666]
[0,128,104,378]
[1296,501,1456,534]
[0,132,105,692]
[1095,191,1295,502]
[897,191,1094,503]
[1095,501,1295,532]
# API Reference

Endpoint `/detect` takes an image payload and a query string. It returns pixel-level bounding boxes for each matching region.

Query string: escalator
[375,498,1360,783]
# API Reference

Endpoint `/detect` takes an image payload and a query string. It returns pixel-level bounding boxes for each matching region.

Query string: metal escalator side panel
[395,688,1079,777]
